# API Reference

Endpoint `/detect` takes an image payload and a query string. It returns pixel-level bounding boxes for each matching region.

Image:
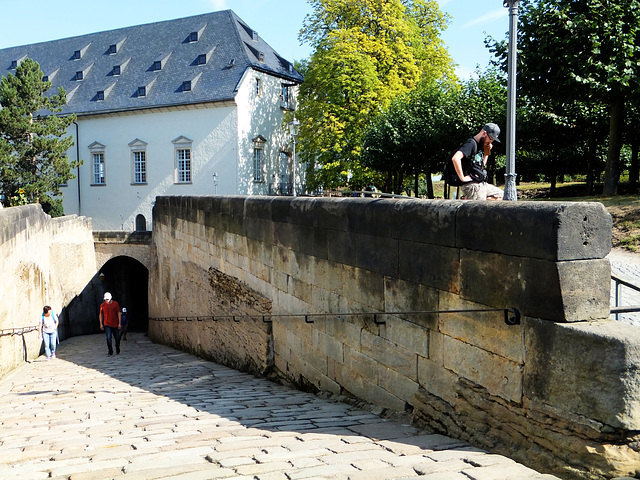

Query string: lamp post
[503,0,519,201]
[212,172,218,194]
[288,117,301,197]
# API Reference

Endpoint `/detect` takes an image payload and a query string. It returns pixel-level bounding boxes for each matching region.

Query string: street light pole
[288,117,301,197]
[503,0,519,201]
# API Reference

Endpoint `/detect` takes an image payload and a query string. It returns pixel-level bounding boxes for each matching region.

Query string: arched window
[135,214,147,232]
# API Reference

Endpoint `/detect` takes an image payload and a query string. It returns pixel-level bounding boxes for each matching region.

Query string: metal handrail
[611,273,640,320]
[150,307,521,327]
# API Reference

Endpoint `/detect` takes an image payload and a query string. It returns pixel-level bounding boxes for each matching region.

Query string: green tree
[0,57,77,214]
[298,0,454,191]
[494,0,640,195]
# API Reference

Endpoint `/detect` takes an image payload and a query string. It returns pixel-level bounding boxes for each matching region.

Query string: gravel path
[607,247,640,326]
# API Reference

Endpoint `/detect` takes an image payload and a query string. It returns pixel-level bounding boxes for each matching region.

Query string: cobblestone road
[0,333,559,480]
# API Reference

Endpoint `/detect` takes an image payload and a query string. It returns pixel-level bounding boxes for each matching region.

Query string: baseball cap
[104,292,112,300]
[122,308,127,312]
[483,123,501,143]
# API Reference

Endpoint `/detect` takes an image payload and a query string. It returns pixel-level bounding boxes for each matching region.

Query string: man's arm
[99,307,104,330]
[451,151,472,183]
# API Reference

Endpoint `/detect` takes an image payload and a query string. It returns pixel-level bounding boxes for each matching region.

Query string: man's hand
[100,324,104,331]
[483,142,492,157]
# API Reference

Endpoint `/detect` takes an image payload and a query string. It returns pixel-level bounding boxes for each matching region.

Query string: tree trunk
[414,171,419,198]
[550,149,558,197]
[586,131,596,196]
[603,92,625,196]
[629,138,639,190]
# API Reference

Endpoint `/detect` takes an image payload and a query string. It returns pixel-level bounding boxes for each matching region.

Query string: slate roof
[0,10,303,116]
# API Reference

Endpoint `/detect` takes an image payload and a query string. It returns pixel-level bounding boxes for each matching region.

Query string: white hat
[104,292,112,300]
[122,307,127,312]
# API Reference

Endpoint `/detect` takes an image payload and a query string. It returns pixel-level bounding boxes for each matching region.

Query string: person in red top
[99,292,122,356]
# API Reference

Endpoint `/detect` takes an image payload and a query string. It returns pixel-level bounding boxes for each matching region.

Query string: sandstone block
[456,201,612,261]
[398,242,460,293]
[443,335,523,403]
[417,355,458,405]
[460,250,610,322]
[525,317,640,430]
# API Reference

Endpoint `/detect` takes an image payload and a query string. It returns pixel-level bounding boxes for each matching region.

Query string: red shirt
[100,300,121,328]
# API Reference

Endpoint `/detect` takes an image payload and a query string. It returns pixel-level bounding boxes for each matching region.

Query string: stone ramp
[0,333,559,480]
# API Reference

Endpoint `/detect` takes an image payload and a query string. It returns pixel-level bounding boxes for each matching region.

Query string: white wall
[235,69,297,196]
[62,68,299,231]
[63,104,239,230]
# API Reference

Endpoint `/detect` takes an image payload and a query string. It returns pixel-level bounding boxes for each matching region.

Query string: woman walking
[39,306,59,360]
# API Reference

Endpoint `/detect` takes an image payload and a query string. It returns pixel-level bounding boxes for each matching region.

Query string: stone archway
[98,256,149,333]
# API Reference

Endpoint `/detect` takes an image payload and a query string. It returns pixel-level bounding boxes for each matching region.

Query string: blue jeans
[104,326,121,354]
[43,331,57,357]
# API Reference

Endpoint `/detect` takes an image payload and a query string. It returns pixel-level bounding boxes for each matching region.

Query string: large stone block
[360,329,417,380]
[460,250,610,322]
[438,291,525,364]
[378,365,420,404]
[456,201,612,261]
[355,233,399,276]
[417,355,458,405]
[398,242,460,293]
[525,317,640,430]
[443,335,523,403]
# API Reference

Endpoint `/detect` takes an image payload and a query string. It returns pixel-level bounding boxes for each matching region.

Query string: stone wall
[148,196,640,480]
[0,205,97,377]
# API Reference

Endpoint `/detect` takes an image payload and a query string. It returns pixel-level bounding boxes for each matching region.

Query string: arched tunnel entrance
[98,256,149,332]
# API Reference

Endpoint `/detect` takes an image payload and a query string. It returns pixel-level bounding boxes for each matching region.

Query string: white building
[0,10,303,230]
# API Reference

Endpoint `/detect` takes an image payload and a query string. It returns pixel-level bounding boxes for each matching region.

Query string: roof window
[252,31,258,42]
[42,75,49,82]
[112,65,121,76]
[10,60,18,69]
[97,91,105,101]
[75,71,84,81]
[153,60,162,71]
[73,50,81,60]
[138,86,146,97]
[108,44,117,54]
[189,31,198,42]
[196,54,207,65]
[182,80,191,92]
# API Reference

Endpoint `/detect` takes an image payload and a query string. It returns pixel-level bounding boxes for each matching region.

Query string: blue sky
[0,0,509,80]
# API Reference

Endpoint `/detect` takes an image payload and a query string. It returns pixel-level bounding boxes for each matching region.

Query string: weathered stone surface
[525,317,640,430]
[460,250,610,322]
[456,201,612,261]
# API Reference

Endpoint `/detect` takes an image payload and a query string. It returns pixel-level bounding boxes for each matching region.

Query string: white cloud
[461,9,505,30]
[207,0,228,10]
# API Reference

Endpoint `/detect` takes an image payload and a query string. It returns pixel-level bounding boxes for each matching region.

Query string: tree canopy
[297,0,454,191]
[0,57,77,214]
[492,0,640,195]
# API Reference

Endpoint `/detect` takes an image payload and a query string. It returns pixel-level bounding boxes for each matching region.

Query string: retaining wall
[0,205,97,376]
[148,195,640,480]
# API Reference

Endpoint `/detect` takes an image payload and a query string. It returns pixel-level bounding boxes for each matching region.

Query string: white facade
[63,69,298,230]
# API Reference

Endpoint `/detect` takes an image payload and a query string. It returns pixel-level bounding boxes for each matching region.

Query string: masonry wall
[148,196,640,480]
[0,205,97,377]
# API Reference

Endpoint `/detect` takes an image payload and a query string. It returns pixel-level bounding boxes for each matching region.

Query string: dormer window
[153,60,162,71]
[10,60,17,69]
[75,71,84,81]
[97,91,105,101]
[259,52,265,62]
[252,31,258,42]
[138,86,146,97]
[189,31,198,42]
[109,44,117,54]
[42,75,49,82]
[182,80,191,92]
[196,54,206,65]
[73,50,81,60]
[112,65,121,76]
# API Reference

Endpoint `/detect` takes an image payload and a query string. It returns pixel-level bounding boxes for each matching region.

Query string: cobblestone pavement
[608,248,640,327]
[0,333,559,480]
